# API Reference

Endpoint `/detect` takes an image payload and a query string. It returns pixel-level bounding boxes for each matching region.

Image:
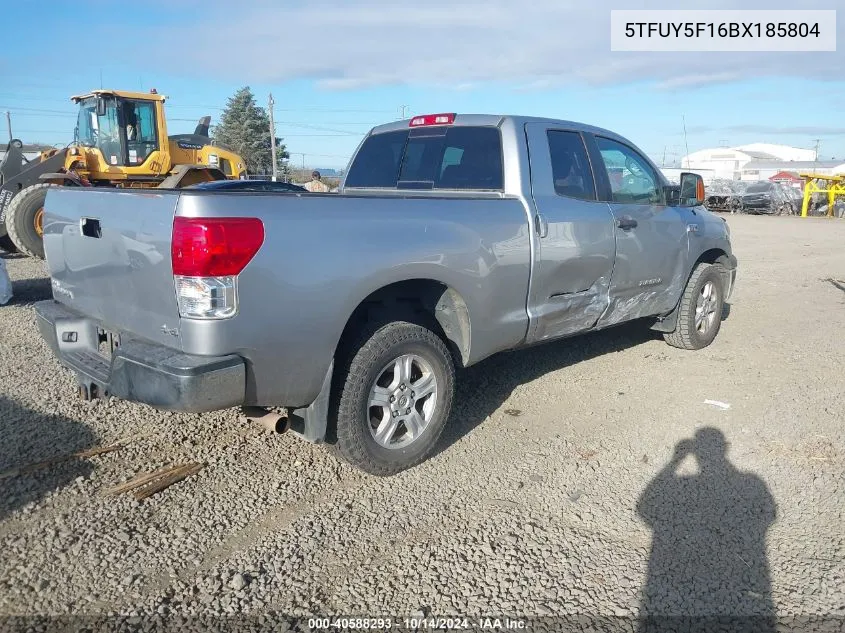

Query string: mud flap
[650,309,679,333]
[287,361,333,443]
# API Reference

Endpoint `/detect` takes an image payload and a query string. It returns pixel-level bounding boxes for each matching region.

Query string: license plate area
[97,327,121,359]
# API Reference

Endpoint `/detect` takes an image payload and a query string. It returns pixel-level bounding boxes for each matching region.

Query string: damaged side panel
[523,121,617,344]
[530,274,611,342]
[598,205,691,328]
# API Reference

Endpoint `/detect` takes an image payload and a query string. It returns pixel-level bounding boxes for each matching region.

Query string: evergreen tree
[212,86,289,175]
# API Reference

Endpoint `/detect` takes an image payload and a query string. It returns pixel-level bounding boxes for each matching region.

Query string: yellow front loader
[0,89,247,258]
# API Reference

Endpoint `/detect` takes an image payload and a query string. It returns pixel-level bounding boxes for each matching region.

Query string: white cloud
[655,72,744,90]
[147,0,844,90]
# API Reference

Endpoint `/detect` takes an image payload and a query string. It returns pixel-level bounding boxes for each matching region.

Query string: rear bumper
[34,300,245,413]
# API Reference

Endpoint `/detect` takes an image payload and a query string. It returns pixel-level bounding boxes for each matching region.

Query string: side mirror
[96,98,106,117]
[679,172,705,207]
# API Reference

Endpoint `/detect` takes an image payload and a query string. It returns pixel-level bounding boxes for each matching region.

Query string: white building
[740,160,845,182]
[733,143,816,162]
[660,167,718,185]
[680,143,819,181]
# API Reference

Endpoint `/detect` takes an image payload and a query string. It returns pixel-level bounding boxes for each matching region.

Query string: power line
[0,91,395,114]
[0,106,76,115]
[9,129,73,134]
[277,121,362,135]
[0,106,376,128]
[168,104,394,114]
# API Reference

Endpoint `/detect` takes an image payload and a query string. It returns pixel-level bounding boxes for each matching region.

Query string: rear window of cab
[344,126,503,191]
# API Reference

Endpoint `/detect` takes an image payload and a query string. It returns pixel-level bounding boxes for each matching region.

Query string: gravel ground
[1,214,843,630]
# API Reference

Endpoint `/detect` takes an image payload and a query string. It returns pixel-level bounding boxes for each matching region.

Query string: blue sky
[1,1,842,169]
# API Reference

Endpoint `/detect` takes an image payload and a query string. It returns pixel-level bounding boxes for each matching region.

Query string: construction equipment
[800,173,845,218]
[0,89,247,258]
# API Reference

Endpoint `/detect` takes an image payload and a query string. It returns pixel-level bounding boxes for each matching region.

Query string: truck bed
[41,187,533,408]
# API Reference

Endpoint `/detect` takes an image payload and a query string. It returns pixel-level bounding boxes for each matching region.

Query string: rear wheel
[664,263,725,350]
[6,183,53,259]
[333,320,455,475]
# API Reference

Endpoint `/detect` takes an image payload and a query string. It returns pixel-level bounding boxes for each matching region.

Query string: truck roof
[369,114,629,144]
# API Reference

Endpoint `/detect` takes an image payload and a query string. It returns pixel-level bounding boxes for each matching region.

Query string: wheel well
[696,248,729,266]
[694,248,732,295]
[336,279,471,367]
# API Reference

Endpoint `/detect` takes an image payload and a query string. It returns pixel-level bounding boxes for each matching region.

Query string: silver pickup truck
[34,113,736,475]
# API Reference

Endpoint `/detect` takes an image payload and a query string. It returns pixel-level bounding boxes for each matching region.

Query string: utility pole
[268,93,278,181]
[399,104,410,120]
[5,111,11,142]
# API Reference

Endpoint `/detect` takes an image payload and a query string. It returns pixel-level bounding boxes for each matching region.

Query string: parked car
[186,179,307,193]
[704,179,748,213]
[34,113,737,475]
[738,181,800,215]
[780,184,804,215]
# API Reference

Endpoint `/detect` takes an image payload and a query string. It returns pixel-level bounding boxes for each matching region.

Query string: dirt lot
[1,214,843,629]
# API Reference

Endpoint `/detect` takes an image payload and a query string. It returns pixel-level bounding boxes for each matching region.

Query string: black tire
[333,320,455,476]
[664,263,725,350]
[6,183,52,259]
[0,232,18,254]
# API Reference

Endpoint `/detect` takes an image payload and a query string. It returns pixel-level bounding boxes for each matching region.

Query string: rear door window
[345,126,503,191]
[547,131,597,201]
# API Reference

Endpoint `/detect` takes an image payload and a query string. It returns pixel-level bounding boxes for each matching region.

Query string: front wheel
[664,263,726,350]
[333,320,455,475]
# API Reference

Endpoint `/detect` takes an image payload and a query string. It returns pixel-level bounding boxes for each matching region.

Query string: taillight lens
[172,217,263,319]
[174,276,237,319]
[172,217,264,277]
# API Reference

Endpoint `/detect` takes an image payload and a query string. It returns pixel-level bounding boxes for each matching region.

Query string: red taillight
[171,217,264,276]
[409,113,456,127]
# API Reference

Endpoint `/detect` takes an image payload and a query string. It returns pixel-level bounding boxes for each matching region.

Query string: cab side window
[596,137,664,205]
[547,131,596,201]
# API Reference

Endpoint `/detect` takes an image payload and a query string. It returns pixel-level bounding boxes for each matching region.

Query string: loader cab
[72,90,169,173]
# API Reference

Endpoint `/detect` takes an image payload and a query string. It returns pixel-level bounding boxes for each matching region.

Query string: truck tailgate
[42,188,183,349]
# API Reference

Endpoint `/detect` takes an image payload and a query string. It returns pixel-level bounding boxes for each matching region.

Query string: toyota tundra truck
[34,113,737,475]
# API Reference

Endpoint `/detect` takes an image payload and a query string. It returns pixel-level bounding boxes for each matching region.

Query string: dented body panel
[36,114,736,423]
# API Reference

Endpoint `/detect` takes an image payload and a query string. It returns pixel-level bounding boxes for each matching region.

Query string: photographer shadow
[637,428,777,632]
[0,396,97,521]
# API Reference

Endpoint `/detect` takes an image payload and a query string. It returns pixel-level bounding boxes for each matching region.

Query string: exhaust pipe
[241,406,290,434]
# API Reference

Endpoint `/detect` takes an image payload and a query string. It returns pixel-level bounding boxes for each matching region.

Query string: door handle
[535,213,548,238]
[617,216,638,231]
[81,217,102,238]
